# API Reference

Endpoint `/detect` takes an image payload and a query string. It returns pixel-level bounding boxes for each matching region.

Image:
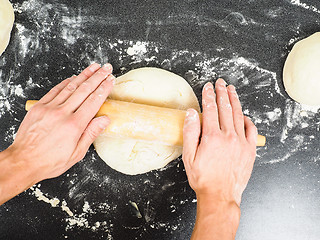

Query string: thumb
[182,108,201,172]
[69,116,110,166]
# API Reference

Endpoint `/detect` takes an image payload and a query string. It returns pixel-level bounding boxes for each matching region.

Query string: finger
[63,63,113,112]
[51,63,102,105]
[39,75,77,104]
[66,116,110,170]
[244,116,258,146]
[74,74,115,130]
[215,78,234,132]
[182,108,201,171]
[202,82,220,135]
[227,85,245,136]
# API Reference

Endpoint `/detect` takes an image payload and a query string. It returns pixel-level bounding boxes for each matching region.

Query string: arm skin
[0,63,115,205]
[182,79,257,240]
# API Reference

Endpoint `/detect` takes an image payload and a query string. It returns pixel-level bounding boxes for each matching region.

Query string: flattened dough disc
[0,0,14,56]
[93,67,200,175]
[283,32,320,105]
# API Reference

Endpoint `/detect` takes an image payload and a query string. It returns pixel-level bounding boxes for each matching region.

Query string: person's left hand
[8,63,114,182]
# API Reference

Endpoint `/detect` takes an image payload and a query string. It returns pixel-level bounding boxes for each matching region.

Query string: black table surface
[1,0,320,239]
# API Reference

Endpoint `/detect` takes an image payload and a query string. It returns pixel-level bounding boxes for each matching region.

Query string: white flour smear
[29,185,113,236]
[289,0,320,14]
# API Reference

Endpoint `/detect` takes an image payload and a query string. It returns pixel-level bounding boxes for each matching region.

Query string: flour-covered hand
[10,63,115,181]
[182,78,257,240]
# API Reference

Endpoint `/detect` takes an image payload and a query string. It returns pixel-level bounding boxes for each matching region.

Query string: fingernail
[228,85,235,91]
[206,87,215,100]
[228,85,237,93]
[185,109,197,121]
[106,74,116,85]
[102,63,113,72]
[216,78,226,87]
[88,63,101,72]
[228,85,238,98]
[99,116,110,129]
[204,82,213,91]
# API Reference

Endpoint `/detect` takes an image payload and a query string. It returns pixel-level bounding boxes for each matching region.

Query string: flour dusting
[29,185,113,235]
[289,0,320,14]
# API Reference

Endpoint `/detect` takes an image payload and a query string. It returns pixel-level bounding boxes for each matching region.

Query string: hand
[8,63,115,182]
[182,78,257,206]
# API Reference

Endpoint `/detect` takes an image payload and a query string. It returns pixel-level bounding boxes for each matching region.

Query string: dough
[283,32,320,106]
[93,67,200,175]
[0,0,14,56]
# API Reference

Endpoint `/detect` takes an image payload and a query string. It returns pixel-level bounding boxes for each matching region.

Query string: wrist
[196,193,241,219]
[0,146,39,204]
[7,145,42,183]
[196,192,241,207]
[191,194,241,240]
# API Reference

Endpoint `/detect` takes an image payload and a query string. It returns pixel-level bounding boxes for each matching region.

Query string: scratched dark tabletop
[1,0,320,239]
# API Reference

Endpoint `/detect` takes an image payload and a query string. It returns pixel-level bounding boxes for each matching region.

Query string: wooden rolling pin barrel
[25,99,266,147]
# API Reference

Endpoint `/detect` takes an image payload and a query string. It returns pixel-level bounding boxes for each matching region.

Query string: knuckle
[49,86,60,94]
[67,116,82,129]
[226,132,238,143]
[78,82,94,94]
[202,98,216,109]
[50,79,70,93]
[82,69,92,78]
[63,78,72,83]
[96,69,108,78]
[203,129,217,138]
[52,106,67,118]
[235,111,244,120]
[86,127,99,140]
[88,88,106,102]
[29,103,46,115]
[66,82,77,92]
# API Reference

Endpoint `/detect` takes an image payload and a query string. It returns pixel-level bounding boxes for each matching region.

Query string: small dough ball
[0,0,15,56]
[283,32,320,106]
[93,67,200,175]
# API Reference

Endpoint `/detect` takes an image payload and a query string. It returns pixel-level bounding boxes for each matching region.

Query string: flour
[61,200,74,217]
[29,185,113,234]
[300,104,320,113]
[14,85,24,97]
[280,100,318,143]
[267,135,305,164]
[127,41,148,56]
[30,185,60,207]
[4,125,17,142]
[289,0,320,14]
[0,22,42,145]
[61,15,83,45]
[265,108,282,122]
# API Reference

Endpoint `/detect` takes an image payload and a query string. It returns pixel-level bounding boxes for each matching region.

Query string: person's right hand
[182,78,257,206]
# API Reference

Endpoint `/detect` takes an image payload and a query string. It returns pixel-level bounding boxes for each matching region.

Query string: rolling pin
[25,99,266,147]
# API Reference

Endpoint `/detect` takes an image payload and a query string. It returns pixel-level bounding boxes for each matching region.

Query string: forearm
[191,195,241,240]
[0,147,38,205]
